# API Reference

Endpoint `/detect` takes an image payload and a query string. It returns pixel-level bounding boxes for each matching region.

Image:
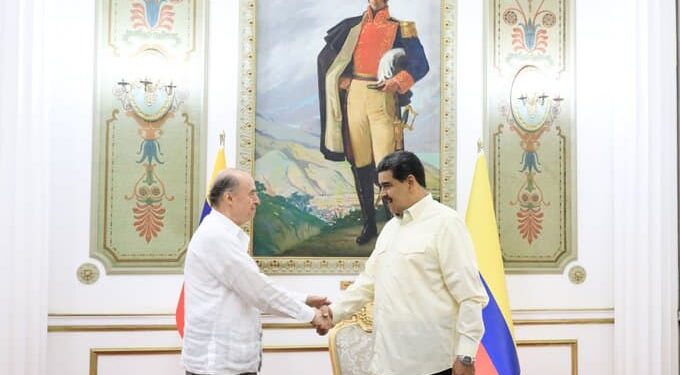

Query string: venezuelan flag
[175,145,227,338]
[465,152,521,375]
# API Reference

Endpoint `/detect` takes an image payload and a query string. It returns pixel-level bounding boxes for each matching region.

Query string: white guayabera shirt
[181,210,315,375]
[332,194,489,375]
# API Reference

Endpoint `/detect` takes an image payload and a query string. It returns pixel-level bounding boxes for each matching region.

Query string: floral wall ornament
[115,78,184,243]
[494,0,565,71]
[501,65,563,245]
[503,0,556,54]
[131,0,183,31]
[568,265,586,285]
[77,263,100,285]
[511,173,547,244]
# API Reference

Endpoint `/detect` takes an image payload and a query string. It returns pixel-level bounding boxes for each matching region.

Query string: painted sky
[255,0,443,152]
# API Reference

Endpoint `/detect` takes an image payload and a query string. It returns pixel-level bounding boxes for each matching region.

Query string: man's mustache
[376,195,392,205]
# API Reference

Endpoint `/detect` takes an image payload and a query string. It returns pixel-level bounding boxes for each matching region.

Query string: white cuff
[455,334,479,358]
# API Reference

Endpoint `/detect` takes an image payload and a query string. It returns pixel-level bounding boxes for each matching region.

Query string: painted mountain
[253,114,440,257]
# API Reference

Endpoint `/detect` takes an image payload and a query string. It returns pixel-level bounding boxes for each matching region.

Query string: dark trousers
[430,369,452,375]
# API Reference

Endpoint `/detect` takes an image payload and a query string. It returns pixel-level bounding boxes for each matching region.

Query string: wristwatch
[457,355,475,366]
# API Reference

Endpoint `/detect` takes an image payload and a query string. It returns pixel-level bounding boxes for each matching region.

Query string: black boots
[352,165,378,245]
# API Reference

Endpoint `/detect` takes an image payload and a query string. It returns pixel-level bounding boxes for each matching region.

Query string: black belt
[352,74,378,81]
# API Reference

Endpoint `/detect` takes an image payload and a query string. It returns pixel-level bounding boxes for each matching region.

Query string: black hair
[377,150,426,188]
[208,173,240,207]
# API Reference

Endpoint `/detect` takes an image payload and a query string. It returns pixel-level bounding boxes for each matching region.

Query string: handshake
[306,295,335,336]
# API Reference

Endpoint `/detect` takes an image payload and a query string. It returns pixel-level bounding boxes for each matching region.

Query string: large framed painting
[91,0,207,274]
[238,0,457,274]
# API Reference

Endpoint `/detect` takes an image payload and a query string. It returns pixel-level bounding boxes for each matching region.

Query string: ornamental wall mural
[91,0,206,274]
[486,0,575,273]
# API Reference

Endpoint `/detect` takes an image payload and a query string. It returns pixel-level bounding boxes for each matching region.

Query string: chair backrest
[328,303,375,375]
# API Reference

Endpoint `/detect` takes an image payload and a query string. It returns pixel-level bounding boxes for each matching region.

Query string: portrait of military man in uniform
[318,0,430,245]
[248,0,444,262]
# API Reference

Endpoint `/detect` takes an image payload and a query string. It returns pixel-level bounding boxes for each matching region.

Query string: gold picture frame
[237,0,457,274]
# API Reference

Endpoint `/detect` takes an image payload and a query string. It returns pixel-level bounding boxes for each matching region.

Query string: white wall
[45,0,676,374]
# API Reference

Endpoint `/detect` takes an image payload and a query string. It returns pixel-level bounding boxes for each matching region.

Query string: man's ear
[222,191,232,205]
[407,174,416,189]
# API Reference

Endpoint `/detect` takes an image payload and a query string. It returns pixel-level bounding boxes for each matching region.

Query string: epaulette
[399,21,418,39]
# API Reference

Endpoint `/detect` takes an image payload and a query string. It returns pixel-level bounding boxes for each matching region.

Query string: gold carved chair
[328,303,375,375]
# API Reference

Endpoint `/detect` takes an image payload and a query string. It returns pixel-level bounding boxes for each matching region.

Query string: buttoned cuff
[330,304,349,325]
[456,334,480,358]
[393,70,415,94]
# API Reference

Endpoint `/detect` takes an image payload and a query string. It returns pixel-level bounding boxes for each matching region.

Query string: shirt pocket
[396,246,427,255]
[395,238,436,273]
[396,236,430,255]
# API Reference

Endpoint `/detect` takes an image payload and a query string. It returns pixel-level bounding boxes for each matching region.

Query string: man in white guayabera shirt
[181,169,332,375]
[326,151,489,375]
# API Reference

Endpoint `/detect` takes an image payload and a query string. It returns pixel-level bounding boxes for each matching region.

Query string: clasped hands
[306,295,335,336]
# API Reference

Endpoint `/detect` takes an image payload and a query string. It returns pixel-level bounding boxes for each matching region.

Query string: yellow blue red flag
[466,152,521,375]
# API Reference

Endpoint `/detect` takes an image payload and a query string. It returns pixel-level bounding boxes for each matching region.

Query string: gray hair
[208,172,240,207]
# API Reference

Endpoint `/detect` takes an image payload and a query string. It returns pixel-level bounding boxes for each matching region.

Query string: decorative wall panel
[487,0,575,272]
[91,0,206,273]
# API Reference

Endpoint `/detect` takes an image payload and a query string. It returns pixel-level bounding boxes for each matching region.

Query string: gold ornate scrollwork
[353,303,374,333]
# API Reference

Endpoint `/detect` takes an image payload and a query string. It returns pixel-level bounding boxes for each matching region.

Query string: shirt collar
[366,6,390,23]
[210,209,249,242]
[400,194,433,223]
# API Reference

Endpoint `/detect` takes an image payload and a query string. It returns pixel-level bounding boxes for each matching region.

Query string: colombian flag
[466,152,521,375]
[175,145,227,338]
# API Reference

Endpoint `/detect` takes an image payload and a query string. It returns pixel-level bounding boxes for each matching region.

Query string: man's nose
[253,195,261,205]
[379,191,388,204]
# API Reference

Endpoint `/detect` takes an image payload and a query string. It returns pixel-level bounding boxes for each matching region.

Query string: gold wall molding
[50,325,178,333]
[50,322,313,333]
[48,307,613,318]
[48,313,175,317]
[516,339,578,375]
[88,342,577,375]
[49,318,611,333]
[513,318,613,326]
[512,307,613,313]
[49,307,613,332]
[90,347,179,375]
[89,345,328,375]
